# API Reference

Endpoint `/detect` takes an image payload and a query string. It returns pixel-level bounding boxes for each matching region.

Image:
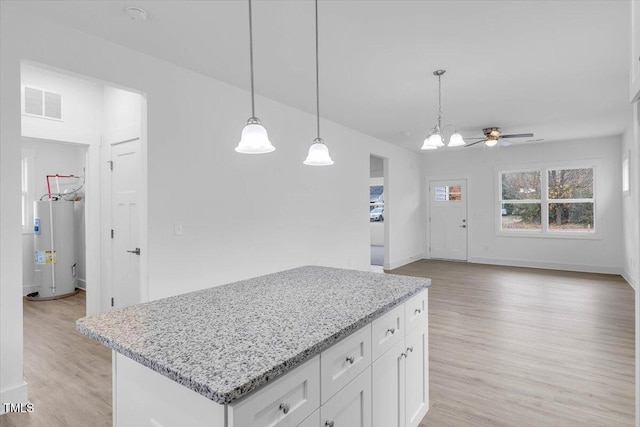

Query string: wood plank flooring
[0,291,112,427]
[392,260,635,427]
[1,261,634,426]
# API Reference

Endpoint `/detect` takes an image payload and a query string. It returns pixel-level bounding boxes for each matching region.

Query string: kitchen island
[77,265,430,427]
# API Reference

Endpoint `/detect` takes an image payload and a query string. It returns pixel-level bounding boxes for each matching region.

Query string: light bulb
[235,118,275,154]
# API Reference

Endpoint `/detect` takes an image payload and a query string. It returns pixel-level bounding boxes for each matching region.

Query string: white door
[111,139,141,309]
[321,367,371,427]
[405,326,429,427]
[372,341,405,427]
[429,179,468,261]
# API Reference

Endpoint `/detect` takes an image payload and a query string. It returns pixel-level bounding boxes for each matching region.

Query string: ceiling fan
[465,127,534,147]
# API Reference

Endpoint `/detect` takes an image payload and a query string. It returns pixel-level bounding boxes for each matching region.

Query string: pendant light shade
[448,132,466,147]
[304,137,334,166]
[420,140,438,150]
[485,138,499,147]
[235,0,274,154]
[236,118,275,154]
[304,0,333,166]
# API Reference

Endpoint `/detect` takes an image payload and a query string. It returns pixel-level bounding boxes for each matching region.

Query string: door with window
[429,180,468,261]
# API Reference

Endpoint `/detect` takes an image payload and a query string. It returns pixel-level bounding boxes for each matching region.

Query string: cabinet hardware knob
[401,352,407,358]
[346,356,355,364]
[415,308,422,314]
[407,346,414,353]
[279,402,290,414]
[325,421,335,427]
[387,327,396,334]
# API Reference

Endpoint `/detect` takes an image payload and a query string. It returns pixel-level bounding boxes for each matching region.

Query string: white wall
[424,137,624,274]
[0,5,424,404]
[622,107,640,287]
[21,139,87,295]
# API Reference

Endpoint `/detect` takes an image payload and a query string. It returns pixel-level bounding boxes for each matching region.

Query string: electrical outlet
[174,222,183,236]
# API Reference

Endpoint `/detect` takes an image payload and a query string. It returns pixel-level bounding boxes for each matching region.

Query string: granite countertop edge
[76,281,429,405]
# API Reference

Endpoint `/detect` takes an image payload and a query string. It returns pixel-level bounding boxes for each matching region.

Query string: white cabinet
[298,410,319,427]
[372,341,405,427]
[372,290,429,427]
[371,303,404,361]
[320,324,371,404]
[404,325,429,427]
[230,356,320,427]
[320,367,371,427]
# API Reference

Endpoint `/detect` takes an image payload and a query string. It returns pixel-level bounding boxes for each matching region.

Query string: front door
[429,179,468,261]
[111,138,141,309]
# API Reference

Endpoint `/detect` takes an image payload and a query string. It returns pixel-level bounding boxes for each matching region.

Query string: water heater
[33,200,77,298]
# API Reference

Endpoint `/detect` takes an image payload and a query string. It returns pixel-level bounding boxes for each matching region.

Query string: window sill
[497,230,602,240]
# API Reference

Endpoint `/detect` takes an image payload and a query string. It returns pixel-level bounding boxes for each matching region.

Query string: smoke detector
[125,7,148,22]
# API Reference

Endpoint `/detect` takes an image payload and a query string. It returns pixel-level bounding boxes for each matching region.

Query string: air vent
[23,86,62,120]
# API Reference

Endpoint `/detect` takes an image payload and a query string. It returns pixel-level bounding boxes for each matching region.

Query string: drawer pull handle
[346,356,355,364]
[279,402,290,414]
[325,421,335,427]
[415,308,422,315]
[387,327,396,335]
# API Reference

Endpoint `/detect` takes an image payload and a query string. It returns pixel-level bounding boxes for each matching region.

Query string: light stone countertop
[76,265,430,404]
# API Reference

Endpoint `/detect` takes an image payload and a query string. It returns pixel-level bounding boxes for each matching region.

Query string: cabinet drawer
[371,303,404,361]
[230,355,320,427]
[320,366,371,427]
[320,324,371,404]
[405,289,428,333]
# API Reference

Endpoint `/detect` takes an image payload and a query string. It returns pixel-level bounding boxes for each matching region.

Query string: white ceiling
[5,0,632,151]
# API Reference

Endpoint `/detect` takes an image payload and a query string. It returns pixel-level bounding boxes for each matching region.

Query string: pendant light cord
[248,0,256,118]
[437,73,442,132]
[315,0,321,139]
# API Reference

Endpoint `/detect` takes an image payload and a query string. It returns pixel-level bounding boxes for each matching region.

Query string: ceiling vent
[23,86,62,120]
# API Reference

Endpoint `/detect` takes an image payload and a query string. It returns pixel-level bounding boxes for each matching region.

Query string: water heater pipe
[46,174,77,200]
[48,201,56,294]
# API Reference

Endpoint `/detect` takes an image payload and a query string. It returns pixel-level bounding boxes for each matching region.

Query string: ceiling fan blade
[464,139,485,147]
[500,133,534,139]
[499,139,512,147]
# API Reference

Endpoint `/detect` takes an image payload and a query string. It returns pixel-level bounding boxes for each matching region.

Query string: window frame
[496,162,601,240]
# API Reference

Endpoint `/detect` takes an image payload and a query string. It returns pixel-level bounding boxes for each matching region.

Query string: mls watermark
[2,402,34,413]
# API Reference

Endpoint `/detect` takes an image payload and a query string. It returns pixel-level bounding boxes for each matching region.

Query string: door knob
[126,248,141,255]
[459,225,466,228]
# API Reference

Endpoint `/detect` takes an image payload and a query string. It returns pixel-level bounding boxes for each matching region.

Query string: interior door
[429,179,468,261]
[111,138,141,309]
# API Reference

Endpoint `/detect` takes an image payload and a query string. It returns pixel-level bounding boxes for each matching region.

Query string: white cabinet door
[372,341,405,427]
[404,326,428,427]
[298,409,319,427]
[320,367,371,427]
[320,325,371,404]
[371,304,404,361]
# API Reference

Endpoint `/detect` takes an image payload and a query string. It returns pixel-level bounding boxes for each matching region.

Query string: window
[622,153,630,195]
[21,150,35,233]
[434,185,462,201]
[499,166,596,236]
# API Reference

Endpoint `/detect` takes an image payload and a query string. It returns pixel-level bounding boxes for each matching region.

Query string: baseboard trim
[76,279,86,290]
[0,381,29,414]
[468,256,621,275]
[22,285,37,296]
[621,271,637,290]
[386,254,423,271]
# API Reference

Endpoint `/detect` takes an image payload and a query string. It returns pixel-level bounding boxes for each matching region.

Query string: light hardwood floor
[1,261,634,427]
[393,260,635,427]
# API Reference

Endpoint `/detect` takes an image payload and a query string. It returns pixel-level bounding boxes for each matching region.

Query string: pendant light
[235,0,275,154]
[304,0,334,166]
[421,70,466,150]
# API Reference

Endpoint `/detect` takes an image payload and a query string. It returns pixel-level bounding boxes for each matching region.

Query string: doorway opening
[19,61,147,317]
[370,155,387,271]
